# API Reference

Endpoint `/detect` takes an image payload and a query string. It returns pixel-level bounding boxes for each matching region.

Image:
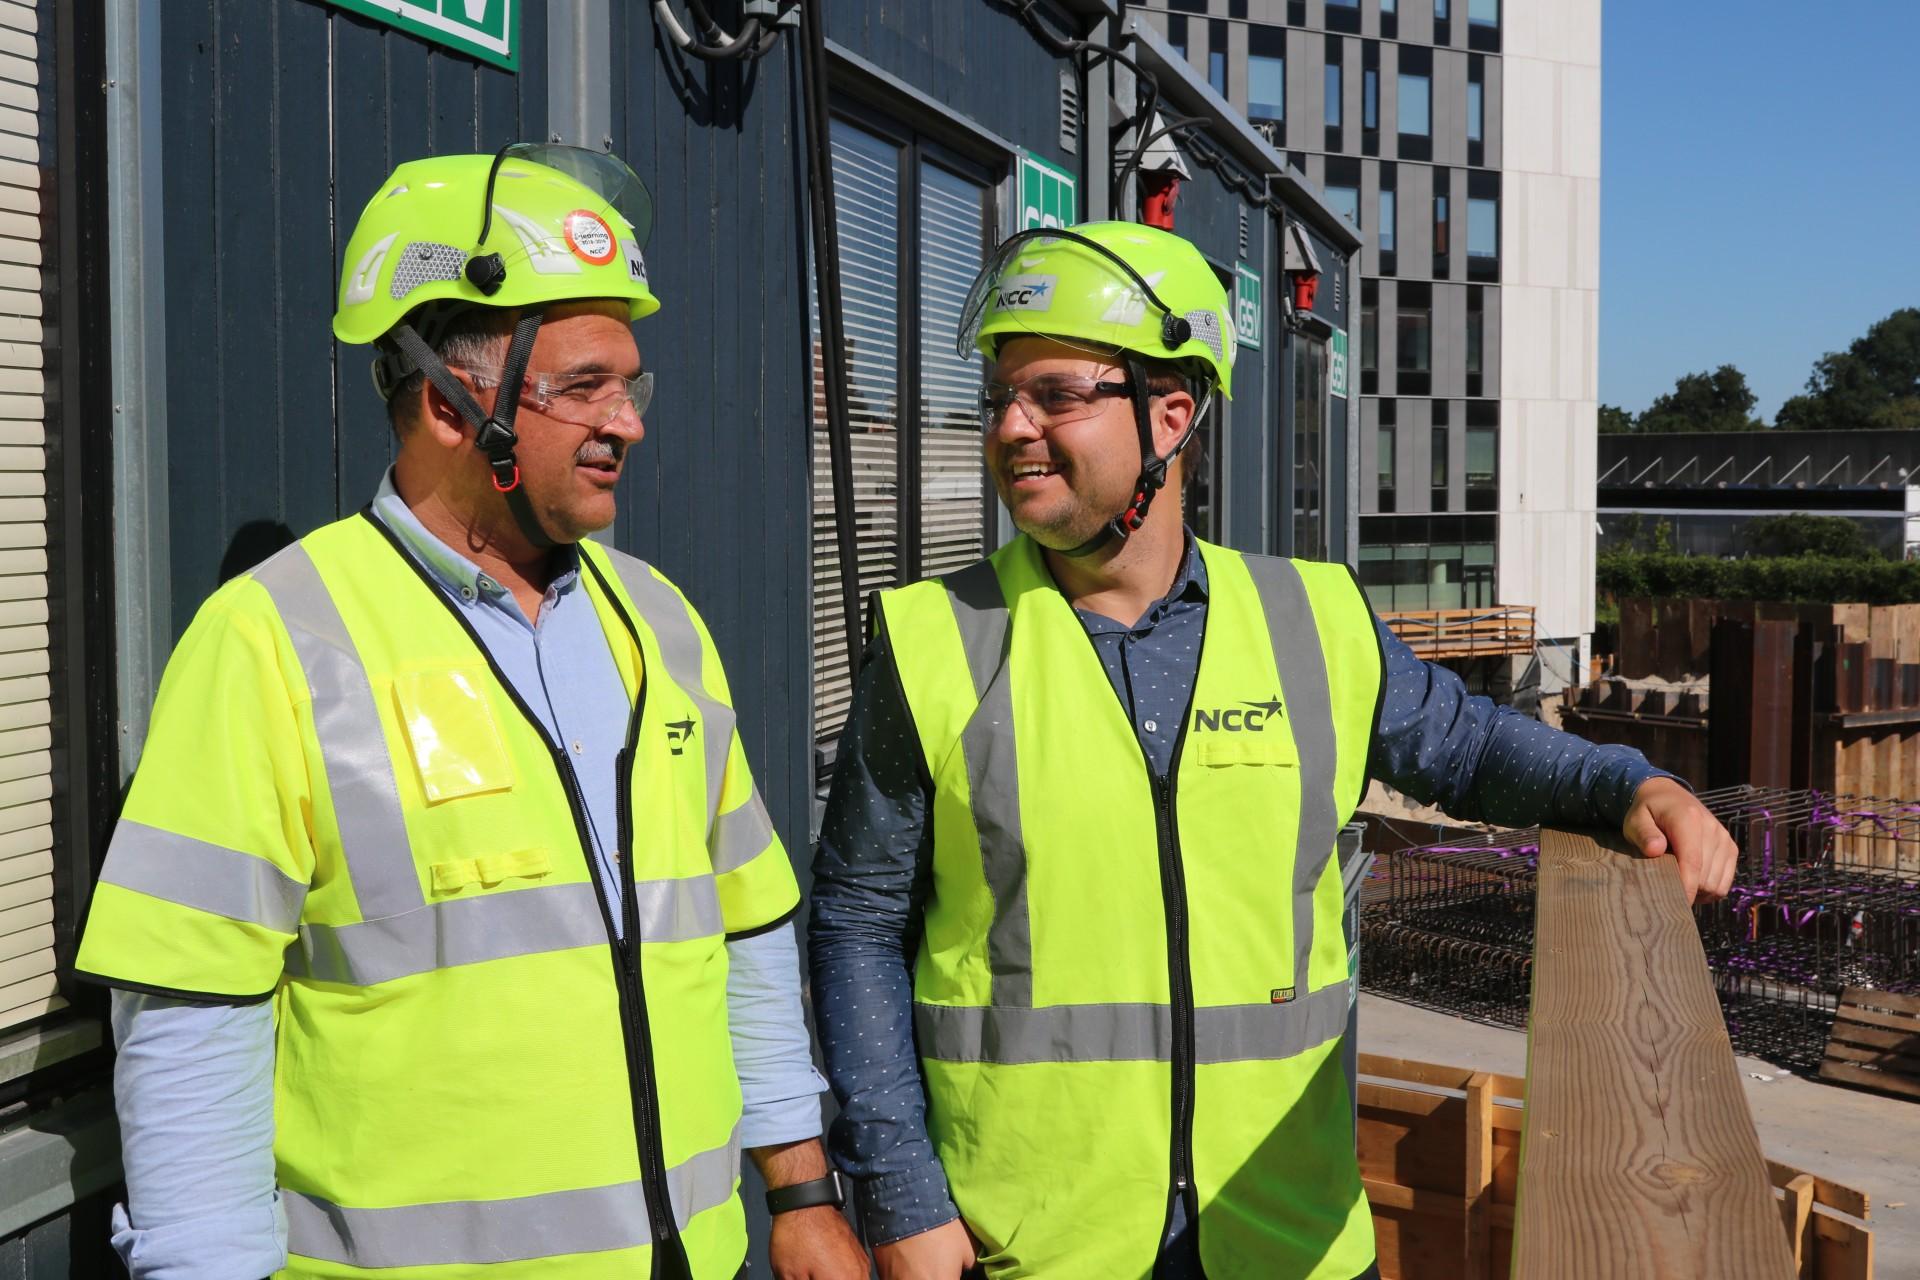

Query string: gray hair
[378,304,519,436]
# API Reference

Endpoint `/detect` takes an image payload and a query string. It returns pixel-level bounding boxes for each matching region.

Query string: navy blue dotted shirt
[807,536,1669,1245]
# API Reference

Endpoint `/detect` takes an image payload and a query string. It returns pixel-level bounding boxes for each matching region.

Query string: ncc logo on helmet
[993,274,1056,313]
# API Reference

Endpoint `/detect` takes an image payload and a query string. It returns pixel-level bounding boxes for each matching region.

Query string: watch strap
[765,1172,844,1215]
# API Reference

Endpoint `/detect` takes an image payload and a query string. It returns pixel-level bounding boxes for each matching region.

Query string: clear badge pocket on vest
[1190,735,1298,768]
[430,848,551,894]
[392,667,516,803]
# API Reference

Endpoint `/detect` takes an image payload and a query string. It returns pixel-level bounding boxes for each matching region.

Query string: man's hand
[750,1139,868,1280]
[874,1218,979,1280]
[767,1204,869,1280]
[1621,777,1738,904]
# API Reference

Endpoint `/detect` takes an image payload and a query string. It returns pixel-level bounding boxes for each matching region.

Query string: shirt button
[460,586,475,602]
[1143,719,1158,734]
[571,740,584,755]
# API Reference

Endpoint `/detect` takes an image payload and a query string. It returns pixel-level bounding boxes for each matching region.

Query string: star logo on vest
[1191,696,1285,733]
[665,719,696,756]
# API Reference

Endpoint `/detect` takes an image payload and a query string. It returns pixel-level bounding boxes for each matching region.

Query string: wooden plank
[1512,829,1796,1280]
[1839,986,1920,1017]
[1463,1072,1493,1277]
[1778,1173,1813,1275]
[1766,1159,1871,1222]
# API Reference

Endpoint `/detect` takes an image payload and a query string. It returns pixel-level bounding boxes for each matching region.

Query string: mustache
[575,438,626,466]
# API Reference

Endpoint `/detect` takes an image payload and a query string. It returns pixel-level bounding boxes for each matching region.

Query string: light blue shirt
[109,474,825,1279]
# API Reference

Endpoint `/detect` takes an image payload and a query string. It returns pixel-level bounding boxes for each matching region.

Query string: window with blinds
[811,114,993,767]
[0,0,59,1030]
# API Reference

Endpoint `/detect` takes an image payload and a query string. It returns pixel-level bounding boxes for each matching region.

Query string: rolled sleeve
[725,922,828,1149]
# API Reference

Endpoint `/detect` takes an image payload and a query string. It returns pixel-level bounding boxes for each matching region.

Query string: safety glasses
[459,366,654,428]
[978,371,1137,432]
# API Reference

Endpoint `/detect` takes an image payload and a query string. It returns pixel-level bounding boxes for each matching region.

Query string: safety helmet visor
[499,143,655,249]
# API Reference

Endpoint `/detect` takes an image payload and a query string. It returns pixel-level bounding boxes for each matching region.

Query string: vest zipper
[358,515,688,1272]
[1154,739,1203,1266]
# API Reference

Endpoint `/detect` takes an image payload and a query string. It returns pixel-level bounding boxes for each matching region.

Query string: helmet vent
[1058,68,1080,155]
[389,241,468,300]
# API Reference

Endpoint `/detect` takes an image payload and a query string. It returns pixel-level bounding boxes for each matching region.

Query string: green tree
[1775,307,1920,431]
[1598,403,1636,434]
[1742,512,1880,560]
[1636,364,1766,433]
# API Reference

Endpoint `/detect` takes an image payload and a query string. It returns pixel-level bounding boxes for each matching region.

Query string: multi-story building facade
[1141,0,1601,683]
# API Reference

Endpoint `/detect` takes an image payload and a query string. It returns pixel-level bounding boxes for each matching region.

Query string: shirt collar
[371,467,580,606]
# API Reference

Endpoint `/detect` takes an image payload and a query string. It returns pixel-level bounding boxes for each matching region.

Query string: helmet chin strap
[387,307,559,551]
[1059,354,1200,559]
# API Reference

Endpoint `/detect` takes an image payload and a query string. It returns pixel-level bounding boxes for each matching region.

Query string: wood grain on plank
[1511,829,1797,1279]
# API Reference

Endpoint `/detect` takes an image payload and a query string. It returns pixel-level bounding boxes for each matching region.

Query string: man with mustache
[77,147,864,1280]
[809,221,1737,1279]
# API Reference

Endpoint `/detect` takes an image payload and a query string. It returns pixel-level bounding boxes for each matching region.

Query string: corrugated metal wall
[159,0,551,624]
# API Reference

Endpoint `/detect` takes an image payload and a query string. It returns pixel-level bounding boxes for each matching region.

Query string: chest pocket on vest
[391,666,516,803]
[1190,733,1298,769]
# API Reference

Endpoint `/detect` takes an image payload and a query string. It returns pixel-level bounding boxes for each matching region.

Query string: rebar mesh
[1358,785,1920,1074]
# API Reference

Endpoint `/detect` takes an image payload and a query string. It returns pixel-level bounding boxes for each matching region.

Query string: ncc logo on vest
[1191,698,1285,732]
[665,718,696,755]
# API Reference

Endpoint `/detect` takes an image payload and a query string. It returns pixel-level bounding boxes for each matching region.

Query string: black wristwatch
[765,1172,845,1215]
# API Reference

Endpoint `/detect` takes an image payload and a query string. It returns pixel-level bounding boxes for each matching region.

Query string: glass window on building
[1433,191,1449,255]
[1325,62,1343,126]
[1357,515,1498,611]
[1470,0,1498,24]
[1361,292,1378,372]
[1327,184,1360,229]
[1382,0,1397,10]
[1436,0,1450,17]
[1467,426,1496,489]
[1468,196,1498,258]
[1466,287,1484,374]
[1379,188,1396,252]
[1168,14,1188,60]
[1249,39,1285,121]
[1363,68,1379,130]
[1397,288,1431,372]
[811,117,993,757]
[1377,423,1396,512]
[1467,79,1484,142]
[1398,72,1431,136]
[1209,48,1227,95]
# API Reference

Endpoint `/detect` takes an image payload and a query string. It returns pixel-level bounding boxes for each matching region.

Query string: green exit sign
[1017,151,1077,231]
[1330,328,1349,400]
[327,0,519,71]
[1233,262,1262,351]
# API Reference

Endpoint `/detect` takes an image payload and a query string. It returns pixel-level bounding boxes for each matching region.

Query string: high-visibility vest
[876,534,1383,1280]
[77,512,798,1280]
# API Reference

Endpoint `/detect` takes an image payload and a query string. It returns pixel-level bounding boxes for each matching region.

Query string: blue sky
[1600,2,1920,421]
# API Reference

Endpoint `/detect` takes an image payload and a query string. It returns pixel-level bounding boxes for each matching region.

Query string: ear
[419,373,484,451]
[1149,386,1198,461]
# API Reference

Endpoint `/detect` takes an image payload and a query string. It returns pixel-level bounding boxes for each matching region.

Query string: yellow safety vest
[876,535,1382,1280]
[77,512,798,1279]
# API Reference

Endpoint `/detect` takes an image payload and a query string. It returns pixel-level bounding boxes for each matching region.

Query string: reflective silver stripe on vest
[915,984,1348,1065]
[252,546,425,921]
[592,552,732,827]
[1241,556,1342,991]
[711,793,775,874]
[285,877,721,987]
[943,562,1032,1009]
[284,1125,742,1269]
[101,821,307,933]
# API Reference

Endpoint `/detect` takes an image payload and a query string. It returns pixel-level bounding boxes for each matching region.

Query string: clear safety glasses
[460,366,655,428]
[979,371,1137,432]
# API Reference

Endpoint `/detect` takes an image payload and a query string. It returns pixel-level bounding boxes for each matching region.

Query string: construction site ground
[1360,992,1920,1273]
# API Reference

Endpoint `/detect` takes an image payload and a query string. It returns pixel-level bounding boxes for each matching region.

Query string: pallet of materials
[1820,987,1920,1102]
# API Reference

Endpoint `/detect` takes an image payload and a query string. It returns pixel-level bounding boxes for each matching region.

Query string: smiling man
[808,221,1737,1280]
[76,147,864,1280]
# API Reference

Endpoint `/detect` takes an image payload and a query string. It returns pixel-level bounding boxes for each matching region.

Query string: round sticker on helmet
[564,210,617,266]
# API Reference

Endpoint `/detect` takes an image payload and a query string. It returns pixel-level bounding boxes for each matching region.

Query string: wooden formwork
[1359,1054,1875,1280]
